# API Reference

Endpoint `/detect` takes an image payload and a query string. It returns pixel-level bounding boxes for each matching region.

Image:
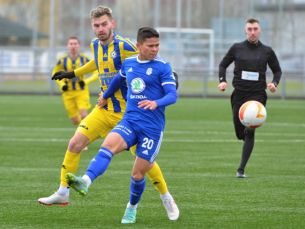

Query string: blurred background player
[52,36,98,125]
[66,26,178,224]
[38,6,179,221]
[218,18,282,178]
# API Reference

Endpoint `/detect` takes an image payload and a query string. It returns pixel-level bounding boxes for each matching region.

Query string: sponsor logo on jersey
[130,94,147,99]
[131,77,145,94]
[98,72,117,78]
[101,76,114,87]
[146,68,152,75]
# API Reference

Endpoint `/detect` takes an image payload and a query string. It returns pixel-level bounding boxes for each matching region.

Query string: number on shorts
[142,137,154,150]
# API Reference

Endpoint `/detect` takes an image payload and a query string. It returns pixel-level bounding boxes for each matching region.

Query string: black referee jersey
[219,40,282,92]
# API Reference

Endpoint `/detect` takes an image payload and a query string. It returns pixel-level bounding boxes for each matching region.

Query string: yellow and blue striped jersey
[90,34,138,112]
[52,53,97,91]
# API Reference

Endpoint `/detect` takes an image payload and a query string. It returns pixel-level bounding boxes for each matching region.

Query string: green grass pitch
[0,95,304,229]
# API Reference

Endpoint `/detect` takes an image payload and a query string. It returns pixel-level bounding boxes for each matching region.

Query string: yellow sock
[60,150,81,187]
[146,162,168,195]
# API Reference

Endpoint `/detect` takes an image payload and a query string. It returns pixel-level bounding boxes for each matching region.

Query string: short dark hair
[137,27,159,43]
[246,18,260,24]
[68,36,80,43]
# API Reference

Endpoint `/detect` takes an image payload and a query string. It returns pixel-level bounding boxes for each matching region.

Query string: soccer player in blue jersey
[66,27,178,224]
[38,6,179,220]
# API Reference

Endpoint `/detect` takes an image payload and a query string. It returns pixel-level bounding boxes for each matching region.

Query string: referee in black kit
[217,18,282,178]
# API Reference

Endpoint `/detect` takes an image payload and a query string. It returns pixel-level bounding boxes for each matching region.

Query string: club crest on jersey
[146,68,153,75]
[131,78,146,94]
[111,51,117,59]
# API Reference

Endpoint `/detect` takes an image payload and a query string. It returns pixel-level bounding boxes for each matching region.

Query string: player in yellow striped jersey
[38,5,179,221]
[52,36,98,125]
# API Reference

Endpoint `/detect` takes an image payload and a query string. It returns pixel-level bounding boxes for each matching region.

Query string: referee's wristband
[219,77,226,83]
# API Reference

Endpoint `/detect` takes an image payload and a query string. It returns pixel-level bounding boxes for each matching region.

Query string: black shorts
[230,89,267,140]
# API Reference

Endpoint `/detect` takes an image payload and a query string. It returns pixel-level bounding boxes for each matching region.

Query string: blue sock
[129,177,146,206]
[85,147,113,182]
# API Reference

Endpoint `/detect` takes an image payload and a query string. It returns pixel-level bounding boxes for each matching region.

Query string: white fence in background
[0,47,305,99]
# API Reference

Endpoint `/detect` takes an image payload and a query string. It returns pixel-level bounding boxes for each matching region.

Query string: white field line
[0,137,304,143]
[0,120,304,127]
[0,126,304,137]
[166,130,305,137]
[0,126,75,132]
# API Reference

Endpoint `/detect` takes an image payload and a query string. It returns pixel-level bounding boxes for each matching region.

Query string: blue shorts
[111,119,163,163]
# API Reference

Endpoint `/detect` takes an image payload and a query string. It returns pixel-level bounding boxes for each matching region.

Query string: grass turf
[0,95,304,229]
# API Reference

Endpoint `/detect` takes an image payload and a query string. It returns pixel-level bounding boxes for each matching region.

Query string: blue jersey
[119,55,176,130]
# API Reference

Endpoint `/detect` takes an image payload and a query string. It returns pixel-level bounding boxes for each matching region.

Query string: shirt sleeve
[160,63,176,88]
[74,59,97,76]
[155,63,177,107]
[52,60,63,76]
[155,84,177,107]
[218,44,235,82]
[52,59,66,88]
[84,70,99,84]
[268,49,282,86]
[120,39,139,60]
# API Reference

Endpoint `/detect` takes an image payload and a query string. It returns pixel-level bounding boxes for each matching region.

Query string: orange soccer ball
[239,100,267,128]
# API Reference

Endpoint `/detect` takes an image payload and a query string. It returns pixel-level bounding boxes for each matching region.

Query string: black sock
[238,128,255,173]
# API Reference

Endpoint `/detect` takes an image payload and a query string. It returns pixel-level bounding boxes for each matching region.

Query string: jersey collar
[136,55,151,63]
